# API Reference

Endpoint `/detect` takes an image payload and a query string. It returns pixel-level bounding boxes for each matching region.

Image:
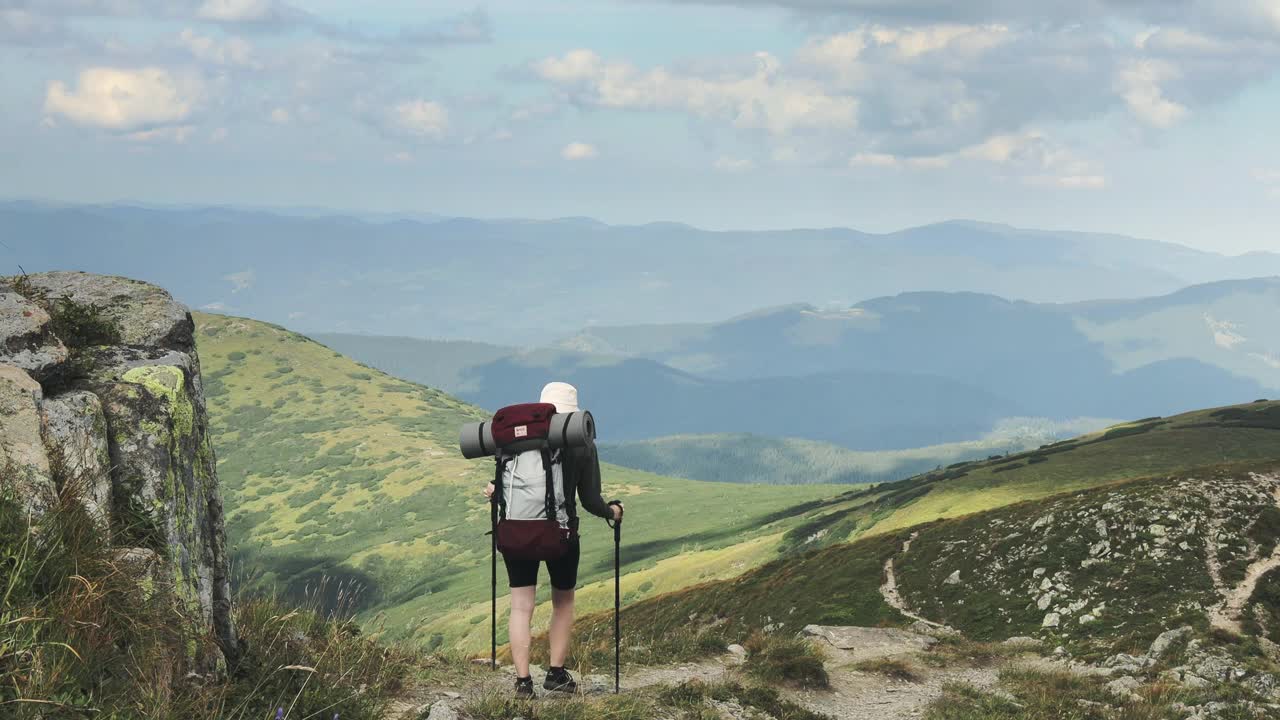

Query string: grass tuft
[741,631,830,689]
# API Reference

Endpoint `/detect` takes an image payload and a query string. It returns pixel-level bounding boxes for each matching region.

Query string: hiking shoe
[515,676,536,698]
[543,667,578,694]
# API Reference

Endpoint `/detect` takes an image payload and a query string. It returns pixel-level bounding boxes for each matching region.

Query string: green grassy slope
[734,401,1280,558]
[194,313,844,650]
[572,459,1280,669]
[601,418,1113,486]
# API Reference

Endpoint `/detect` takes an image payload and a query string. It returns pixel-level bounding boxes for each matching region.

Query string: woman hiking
[484,381,624,697]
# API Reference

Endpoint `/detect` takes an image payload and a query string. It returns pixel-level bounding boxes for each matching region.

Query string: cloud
[0,8,69,46]
[387,100,449,139]
[196,0,297,24]
[201,301,228,311]
[1114,59,1188,128]
[224,269,254,292]
[848,152,898,167]
[647,1,1280,37]
[269,107,291,124]
[533,49,858,135]
[389,7,492,45]
[527,13,1280,167]
[178,28,258,68]
[44,67,201,131]
[849,131,1106,188]
[714,155,754,172]
[561,141,598,160]
[125,125,196,143]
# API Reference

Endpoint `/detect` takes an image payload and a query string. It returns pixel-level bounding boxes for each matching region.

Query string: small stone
[727,644,746,657]
[426,703,457,720]
[1149,626,1192,659]
[1002,636,1043,649]
[1106,676,1143,702]
[1042,612,1061,628]
[944,570,961,585]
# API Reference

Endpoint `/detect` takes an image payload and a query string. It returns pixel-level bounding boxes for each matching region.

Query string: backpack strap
[493,453,508,521]
[540,445,557,523]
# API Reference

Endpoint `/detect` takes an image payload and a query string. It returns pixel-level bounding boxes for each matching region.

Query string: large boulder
[0,272,238,672]
[0,364,55,517]
[0,292,68,380]
[18,271,194,350]
[41,391,112,529]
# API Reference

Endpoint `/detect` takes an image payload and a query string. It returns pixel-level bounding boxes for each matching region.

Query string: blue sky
[4,0,1280,253]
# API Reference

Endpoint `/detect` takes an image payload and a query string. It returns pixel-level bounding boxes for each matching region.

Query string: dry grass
[0,461,429,719]
[741,631,830,690]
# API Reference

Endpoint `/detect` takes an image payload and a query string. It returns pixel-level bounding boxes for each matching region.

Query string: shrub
[741,631,829,689]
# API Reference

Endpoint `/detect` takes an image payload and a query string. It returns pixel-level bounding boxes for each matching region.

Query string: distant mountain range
[317,277,1279,450]
[7,200,1280,344]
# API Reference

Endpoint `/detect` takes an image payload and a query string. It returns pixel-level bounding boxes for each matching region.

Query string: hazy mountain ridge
[599,417,1117,486]
[320,279,1278,451]
[8,201,1280,345]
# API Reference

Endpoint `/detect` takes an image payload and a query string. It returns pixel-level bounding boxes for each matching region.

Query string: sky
[3,0,1280,253]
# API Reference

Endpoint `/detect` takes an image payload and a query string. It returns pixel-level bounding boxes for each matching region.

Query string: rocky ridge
[0,271,238,670]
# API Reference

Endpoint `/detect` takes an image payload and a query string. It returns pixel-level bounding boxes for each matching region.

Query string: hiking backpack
[490,403,575,561]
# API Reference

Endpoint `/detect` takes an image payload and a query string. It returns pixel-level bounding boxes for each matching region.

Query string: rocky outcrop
[0,291,67,380]
[0,271,238,672]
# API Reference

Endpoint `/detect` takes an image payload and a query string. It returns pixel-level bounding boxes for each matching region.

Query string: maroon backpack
[490,403,574,561]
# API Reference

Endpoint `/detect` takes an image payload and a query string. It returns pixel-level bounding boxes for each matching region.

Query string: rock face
[0,271,238,672]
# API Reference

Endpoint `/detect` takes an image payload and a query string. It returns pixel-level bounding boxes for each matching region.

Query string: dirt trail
[879,532,946,629]
[1210,476,1280,634]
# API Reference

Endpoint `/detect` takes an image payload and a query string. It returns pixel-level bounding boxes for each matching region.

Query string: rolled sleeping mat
[458,411,595,458]
[548,411,596,450]
[459,421,496,460]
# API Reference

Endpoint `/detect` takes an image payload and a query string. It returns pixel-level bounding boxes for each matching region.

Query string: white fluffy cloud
[534,49,858,135]
[1114,59,1188,128]
[530,14,1279,169]
[561,141,598,160]
[388,100,450,139]
[44,67,200,131]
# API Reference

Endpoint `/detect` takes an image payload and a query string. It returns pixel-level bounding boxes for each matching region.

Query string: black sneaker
[515,676,536,698]
[543,667,578,694]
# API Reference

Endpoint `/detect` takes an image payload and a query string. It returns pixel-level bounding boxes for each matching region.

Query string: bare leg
[509,586,537,678]
[549,588,575,667]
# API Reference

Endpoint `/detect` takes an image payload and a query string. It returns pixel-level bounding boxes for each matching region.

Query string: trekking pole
[608,506,623,694]
[490,497,498,671]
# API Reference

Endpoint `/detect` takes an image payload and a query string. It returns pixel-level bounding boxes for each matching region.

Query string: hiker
[483,381,624,697]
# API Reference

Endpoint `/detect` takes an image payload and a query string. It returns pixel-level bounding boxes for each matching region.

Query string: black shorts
[503,536,580,590]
